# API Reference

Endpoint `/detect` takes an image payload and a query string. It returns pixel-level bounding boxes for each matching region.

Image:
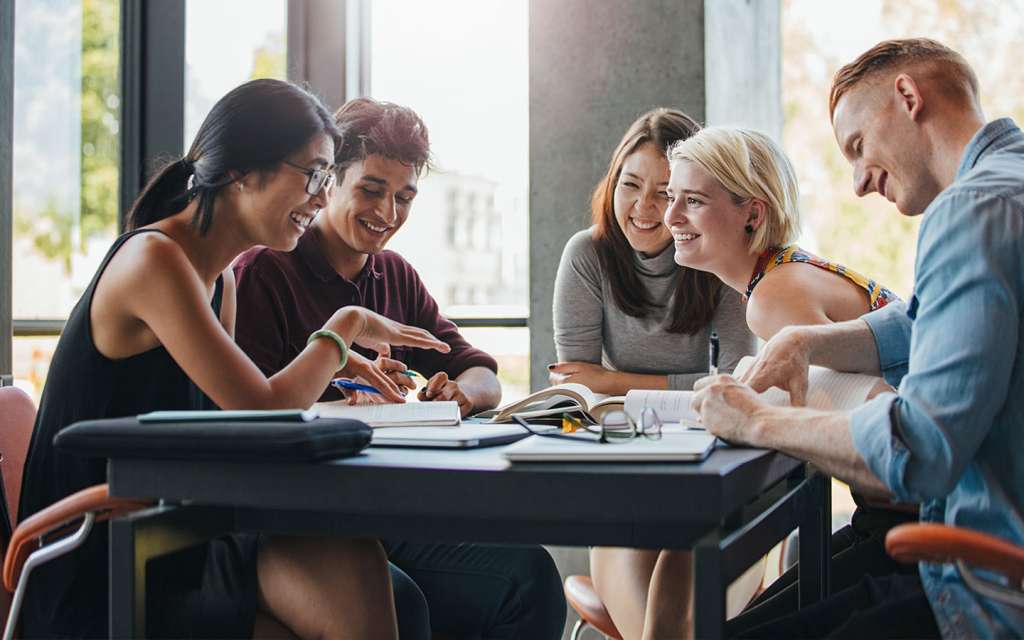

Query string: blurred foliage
[249,30,286,80]
[17,0,119,273]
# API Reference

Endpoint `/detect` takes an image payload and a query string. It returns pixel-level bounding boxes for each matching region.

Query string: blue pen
[331,379,382,395]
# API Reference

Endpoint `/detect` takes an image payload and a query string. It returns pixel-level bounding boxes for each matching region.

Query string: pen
[331,379,382,395]
[708,330,720,377]
[399,370,424,380]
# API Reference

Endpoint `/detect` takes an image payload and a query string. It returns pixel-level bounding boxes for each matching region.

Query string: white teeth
[360,219,390,234]
[631,218,661,230]
[672,233,698,241]
[289,211,311,228]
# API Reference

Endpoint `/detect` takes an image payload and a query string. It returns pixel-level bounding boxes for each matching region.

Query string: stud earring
[744,224,754,234]
[237,183,244,192]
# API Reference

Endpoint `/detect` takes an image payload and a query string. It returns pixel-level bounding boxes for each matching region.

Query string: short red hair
[829,38,979,119]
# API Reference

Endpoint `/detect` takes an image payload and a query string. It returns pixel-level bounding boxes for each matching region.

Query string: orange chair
[886,522,1024,608]
[564,575,623,640]
[0,386,149,639]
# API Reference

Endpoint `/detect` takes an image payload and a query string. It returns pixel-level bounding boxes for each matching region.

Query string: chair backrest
[0,387,36,532]
[0,386,34,627]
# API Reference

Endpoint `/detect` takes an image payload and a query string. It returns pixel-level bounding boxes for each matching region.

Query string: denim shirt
[849,118,1024,639]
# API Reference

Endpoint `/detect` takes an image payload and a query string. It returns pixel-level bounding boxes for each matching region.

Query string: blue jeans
[384,541,566,640]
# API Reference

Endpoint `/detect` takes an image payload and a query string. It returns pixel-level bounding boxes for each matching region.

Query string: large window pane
[185,0,287,146]
[12,0,120,395]
[369,0,528,320]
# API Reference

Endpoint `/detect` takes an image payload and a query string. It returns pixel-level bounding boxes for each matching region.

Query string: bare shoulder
[747,268,830,340]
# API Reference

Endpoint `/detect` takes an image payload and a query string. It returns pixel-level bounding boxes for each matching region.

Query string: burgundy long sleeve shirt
[233,227,498,401]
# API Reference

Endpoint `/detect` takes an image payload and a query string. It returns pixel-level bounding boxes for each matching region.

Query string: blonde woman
[656,126,916,637]
[665,127,897,339]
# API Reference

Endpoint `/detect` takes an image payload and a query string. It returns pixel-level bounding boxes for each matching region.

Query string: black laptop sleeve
[54,416,372,462]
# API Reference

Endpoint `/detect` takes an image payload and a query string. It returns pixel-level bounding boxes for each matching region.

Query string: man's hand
[418,372,474,417]
[737,327,813,406]
[691,374,772,446]
[547,361,611,392]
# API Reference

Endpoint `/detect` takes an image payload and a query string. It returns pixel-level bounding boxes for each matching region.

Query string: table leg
[797,470,831,608]
[694,530,726,640]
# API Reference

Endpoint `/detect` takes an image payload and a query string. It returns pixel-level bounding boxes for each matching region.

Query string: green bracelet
[307,329,349,370]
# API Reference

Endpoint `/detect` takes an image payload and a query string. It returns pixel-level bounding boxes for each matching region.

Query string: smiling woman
[17,79,457,639]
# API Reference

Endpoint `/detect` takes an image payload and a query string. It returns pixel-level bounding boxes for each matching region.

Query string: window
[368,0,529,390]
[184,0,287,146]
[12,0,121,399]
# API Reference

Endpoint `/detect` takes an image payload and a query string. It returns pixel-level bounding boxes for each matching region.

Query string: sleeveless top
[18,228,223,637]
[745,245,898,312]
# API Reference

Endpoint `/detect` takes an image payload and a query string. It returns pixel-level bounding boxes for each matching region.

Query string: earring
[237,183,244,192]
[744,224,754,234]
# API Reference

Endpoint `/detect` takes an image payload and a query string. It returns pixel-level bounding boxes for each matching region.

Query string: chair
[886,522,1024,608]
[564,575,623,640]
[0,386,149,639]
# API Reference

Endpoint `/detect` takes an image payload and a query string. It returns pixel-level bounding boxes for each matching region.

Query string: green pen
[400,370,424,380]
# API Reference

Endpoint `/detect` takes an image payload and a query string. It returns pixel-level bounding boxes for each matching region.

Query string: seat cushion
[564,575,622,639]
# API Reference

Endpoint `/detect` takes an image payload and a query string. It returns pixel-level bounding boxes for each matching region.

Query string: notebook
[313,400,461,427]
[503,431,716,462]
[371,424,531,449]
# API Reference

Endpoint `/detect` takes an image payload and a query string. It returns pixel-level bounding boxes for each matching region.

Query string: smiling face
[322,154,419,256]
[832,81,941,216]
[664,160,753,273]
[235,132,334,251]
[612,143,673,255]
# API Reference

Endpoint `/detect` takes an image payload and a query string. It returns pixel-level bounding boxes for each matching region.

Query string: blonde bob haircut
[667,127,800,254]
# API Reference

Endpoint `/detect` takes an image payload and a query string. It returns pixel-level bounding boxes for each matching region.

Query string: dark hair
[332,97,432,181]
[127,79,342,234]
[591,107,721,334]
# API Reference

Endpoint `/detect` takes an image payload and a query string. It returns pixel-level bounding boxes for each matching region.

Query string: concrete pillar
[528,3,780,636]
[529,0,780,391]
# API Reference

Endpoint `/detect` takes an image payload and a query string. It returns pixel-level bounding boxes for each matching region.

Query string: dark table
[107,443,830,639]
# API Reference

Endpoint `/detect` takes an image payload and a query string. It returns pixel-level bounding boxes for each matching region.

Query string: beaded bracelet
[307,329,349,370]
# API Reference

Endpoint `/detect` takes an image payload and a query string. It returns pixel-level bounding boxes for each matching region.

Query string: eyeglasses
[282,159,337,196]
[512,409,662,444]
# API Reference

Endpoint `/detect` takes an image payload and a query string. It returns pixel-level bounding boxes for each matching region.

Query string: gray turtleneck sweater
[552,227,756,390]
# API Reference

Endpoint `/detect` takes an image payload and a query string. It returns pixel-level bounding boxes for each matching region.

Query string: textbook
[621,355,881,429]
[313,400,461,427]
[477,383,626,424]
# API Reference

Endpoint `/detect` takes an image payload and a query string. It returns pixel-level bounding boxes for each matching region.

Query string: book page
[623,390,700,427]
[314,400,460,427]
[733,356,877,411]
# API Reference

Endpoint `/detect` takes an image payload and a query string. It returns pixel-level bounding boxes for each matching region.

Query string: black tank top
[18,228,223,637]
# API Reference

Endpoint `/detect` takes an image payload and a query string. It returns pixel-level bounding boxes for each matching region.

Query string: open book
[477,383,625,424]
[313,400,461,427]
[621,355,881,428]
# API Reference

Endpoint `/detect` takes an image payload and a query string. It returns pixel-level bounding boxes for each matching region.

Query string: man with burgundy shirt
[233,98,565,639]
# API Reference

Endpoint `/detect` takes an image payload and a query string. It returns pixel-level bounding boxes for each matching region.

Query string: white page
[314,400,460,427]
[623,390,701,427]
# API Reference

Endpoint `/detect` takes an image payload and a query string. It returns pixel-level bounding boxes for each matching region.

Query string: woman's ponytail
[125,158,194,230]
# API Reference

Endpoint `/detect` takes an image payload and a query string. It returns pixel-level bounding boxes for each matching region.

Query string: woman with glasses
[551,109,758,640]
[18,79,451,639]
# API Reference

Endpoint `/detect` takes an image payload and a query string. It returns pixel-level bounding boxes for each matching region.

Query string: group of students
[14,35,1024,639]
